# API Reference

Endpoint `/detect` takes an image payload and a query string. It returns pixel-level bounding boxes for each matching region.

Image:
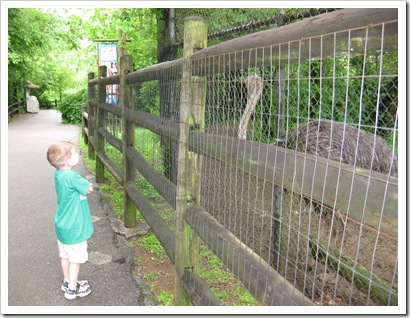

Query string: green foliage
[139,234,165,257]
[58,88,87,124]
[126,240,136,249]
[7,8,83,105]
[144,272,160,281]
[82,8,157,70]
[134,127,163,169]
[157,290,174,306]
[198,247,256,305]
[135,83,160,115]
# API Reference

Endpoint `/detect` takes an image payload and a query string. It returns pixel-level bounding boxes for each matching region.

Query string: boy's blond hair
[47,141,74,169]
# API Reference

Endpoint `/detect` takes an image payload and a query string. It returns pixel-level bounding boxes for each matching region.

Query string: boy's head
[47,141,78,169]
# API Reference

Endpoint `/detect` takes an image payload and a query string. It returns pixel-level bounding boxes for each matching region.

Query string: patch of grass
[98,182,124,218]
[234,287,257,306]
[144,272,160,281]
[133,256,142,266]
[139,234,165,257]
[157,290,174,306]
[199,247,231,284]
[135,175,159,199]
[198,246,257,306]
[126,240,136,249]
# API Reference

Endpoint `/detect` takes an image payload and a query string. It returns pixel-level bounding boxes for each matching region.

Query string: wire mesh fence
[86,7,399,306]
[159,8,341,61]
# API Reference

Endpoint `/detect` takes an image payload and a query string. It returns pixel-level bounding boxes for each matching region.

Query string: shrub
[59,88,87,124]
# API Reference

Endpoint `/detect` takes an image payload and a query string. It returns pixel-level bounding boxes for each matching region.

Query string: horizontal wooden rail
[99,74,121,85]
[89,78,99,86]
[191,8,398,74]
[8,99,25,116]
[189,132,398,237]
[126,59,183,84]
[181,271,221,306]
[185,206,314,306]
[126,146,177,209]
[98,127,122,152]
[99,102,123,117]
[124,109,179,141]
[96,150,123,185]
[125,181,176,263]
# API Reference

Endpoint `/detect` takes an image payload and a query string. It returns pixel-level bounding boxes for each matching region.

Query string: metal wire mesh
[193,16,398,305]
[197,22,398,305]
[159,8,340,61]
[95,8,398,306]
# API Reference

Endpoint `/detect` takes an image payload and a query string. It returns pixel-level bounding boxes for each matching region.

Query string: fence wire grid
[95,8,399,306]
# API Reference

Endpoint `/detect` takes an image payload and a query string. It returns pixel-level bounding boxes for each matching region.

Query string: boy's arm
[71,172,92,196]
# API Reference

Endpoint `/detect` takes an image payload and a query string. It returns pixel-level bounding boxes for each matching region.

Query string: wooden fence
[83,9,398,306]
[8,99,25,117]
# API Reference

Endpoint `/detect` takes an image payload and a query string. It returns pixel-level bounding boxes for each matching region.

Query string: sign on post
[98,43,119,105]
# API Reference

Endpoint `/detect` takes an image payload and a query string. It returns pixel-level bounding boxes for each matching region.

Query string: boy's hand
[88,183,93,194]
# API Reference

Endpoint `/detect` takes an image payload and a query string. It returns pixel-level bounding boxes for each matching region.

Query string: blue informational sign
[98,43,119,105]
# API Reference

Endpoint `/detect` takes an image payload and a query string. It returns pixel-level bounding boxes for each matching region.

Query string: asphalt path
[6,110,157,314]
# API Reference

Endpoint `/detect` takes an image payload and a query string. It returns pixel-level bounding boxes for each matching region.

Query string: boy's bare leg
[60,258,70,282]
[68,263,81,289]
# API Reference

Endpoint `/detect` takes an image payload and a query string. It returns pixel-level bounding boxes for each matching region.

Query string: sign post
[97,43,119,105]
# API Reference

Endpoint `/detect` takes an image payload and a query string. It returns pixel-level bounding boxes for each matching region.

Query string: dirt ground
[128,234,176,305]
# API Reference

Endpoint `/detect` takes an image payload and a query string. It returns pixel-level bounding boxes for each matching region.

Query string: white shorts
[57,240,88,264]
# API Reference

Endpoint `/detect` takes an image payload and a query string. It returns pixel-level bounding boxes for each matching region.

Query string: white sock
[68,283,77,291]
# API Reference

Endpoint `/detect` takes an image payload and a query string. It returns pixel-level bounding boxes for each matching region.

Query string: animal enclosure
[83,8,399,306]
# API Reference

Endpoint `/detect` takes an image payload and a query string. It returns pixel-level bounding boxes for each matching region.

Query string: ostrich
[204,74,264,139]
[237,74,264,140]
[285,119,398,177]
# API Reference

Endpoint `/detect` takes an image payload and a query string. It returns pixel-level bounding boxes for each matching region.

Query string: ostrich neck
[238,76,263,140]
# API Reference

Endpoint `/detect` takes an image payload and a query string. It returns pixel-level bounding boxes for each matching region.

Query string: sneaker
[61,280,89,292]
[64,283,92,300]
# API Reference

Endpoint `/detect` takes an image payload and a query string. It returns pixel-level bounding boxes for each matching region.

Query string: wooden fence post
[120,54,136,228]
[96,66,107,183]
[189,72,207,274]
[175,16,208,306]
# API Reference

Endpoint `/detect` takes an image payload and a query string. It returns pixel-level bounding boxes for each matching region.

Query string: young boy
[46,141,94,300]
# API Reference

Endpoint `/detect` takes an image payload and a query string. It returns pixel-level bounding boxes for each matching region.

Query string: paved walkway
[6,110,157,314]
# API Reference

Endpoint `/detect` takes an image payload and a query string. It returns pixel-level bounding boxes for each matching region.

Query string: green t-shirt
[54,169,94,245]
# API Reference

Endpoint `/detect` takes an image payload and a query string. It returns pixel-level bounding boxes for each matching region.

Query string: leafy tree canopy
[8,7,160,106]
[8,8,83,103]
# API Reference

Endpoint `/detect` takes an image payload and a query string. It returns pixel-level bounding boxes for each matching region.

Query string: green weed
[198,246,256,305]
[144,272,160,281]
[157,290,174,306]
[139,234,165,257]
[126,240,136,248]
